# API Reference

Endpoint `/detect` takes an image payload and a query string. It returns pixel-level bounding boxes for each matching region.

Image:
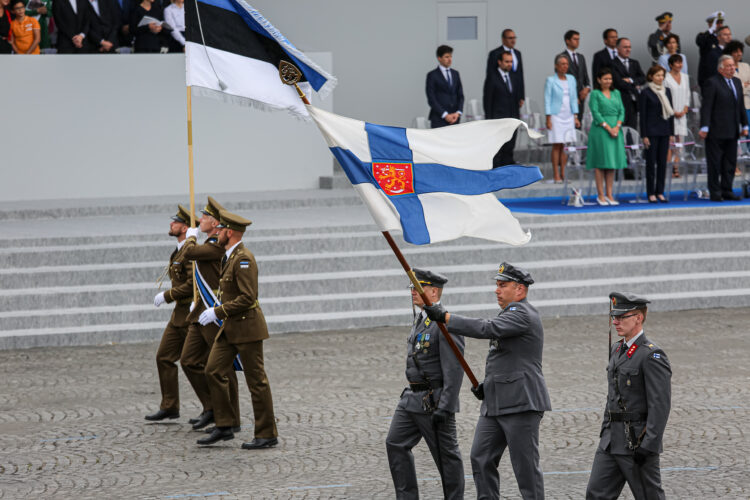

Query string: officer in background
[181,197,241,432]
[385,269,465,500]
[425,262,551,500]
[585,293,671,500]
[647,12,677,62]
[197,210,278,449]
[146,205,198,421]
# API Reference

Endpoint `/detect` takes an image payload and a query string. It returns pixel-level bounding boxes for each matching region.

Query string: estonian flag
[308,106,543,245]
[185,0,336,118]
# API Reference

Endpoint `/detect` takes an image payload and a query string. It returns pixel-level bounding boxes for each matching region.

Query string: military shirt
[162,239,196,328]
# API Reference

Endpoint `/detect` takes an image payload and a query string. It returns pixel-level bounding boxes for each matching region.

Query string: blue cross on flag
[308,105,543,245]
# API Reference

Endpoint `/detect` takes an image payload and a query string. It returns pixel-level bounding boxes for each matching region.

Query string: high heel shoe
[597,197,610,206]
[606,197,620,206]
[657,195,668,203]
[648,196,658,204]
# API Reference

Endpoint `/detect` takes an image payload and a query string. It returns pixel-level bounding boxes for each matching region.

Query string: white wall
[0,53,333,202]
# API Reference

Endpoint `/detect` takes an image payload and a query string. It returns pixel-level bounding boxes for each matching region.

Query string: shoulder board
[207,236,218,243]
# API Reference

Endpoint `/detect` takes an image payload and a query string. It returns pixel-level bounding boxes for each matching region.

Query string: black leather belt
[607,411,647,422]
[409,382,443,392]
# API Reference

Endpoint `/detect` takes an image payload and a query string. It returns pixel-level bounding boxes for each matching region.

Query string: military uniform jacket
[647,29,678,61]
[183,235,223,324]
[215,242,269,344]
[162,239,196,328]
[598,333,671,455]
[398,311,465,414]
[448,298,551,416]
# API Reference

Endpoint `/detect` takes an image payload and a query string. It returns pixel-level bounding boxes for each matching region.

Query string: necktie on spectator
[511,50,516,71]
[727,79,737,100]
[572,52,578,67]
[503,73,512,93]
[445,68,452,86]
[624,59,630,72]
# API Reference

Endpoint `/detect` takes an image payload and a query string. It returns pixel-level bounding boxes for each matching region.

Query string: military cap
[609,292,650,317]
[494,262,534,286]
[411,268,448,289]
[200,196,225,219]
[655,12,672,23]
[216,209,252,232]
[706,10,724,23]
[171,205,198,224]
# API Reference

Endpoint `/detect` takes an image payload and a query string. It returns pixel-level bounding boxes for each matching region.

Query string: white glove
[199,308,218,326]
[186,227,200,240]
[189,301,196,312]
[154,292,166,308]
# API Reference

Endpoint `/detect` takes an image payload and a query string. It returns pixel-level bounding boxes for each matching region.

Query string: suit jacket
[558,50,589,94]
[87,0,120,48]
[544,74,579,115]
[183,234,223,323]
[53,0,91,41]
[215,242,269,344]
[398,311,465,414]
[486,45,524,99]
[162,239,196,328]
[425,66,464,126]
[696,30,719,86]
[700,75,749,139]
[448,298,551,417]
[611,57,646,103]
[639,87,674,137]
[701,46,723,87]
[598,334,671,455]
[483,68,522,119]
[592,47,616,84]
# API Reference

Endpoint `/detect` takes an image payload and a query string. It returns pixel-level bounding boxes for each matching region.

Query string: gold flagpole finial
[279,61,310,105]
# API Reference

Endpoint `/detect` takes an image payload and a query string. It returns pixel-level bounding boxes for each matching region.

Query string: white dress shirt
[164,3,185,45]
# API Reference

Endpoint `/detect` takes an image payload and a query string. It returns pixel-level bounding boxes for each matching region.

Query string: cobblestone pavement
[1,308,749,499]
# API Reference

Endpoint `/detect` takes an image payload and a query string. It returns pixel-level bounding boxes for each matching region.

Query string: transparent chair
[561,129,590,203]
[621,126,647,202]
[464,99,484,122]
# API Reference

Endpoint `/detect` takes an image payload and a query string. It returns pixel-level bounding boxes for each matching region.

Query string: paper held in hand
[138,16,173,31]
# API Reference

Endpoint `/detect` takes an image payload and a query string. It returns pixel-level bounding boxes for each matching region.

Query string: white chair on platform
[464,99,484,122]
[561,129,590,203]
[413,117,430,129]
[622,126,647,202]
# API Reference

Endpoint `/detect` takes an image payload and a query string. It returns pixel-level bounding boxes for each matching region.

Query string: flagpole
[187,85,198,303]
[277,61,478,388]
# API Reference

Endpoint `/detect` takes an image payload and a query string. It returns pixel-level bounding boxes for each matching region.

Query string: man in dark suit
[87,0,120,53]
[484,51,523,166]
[592,28,618,84]
[696,11,725,89]
[700,26,732,90]
[425,45,464,128]
[699,55,749,201]
[610,37,646,129]
[486,28,524,107]
[559,29,590,122]
[53,0,92,53]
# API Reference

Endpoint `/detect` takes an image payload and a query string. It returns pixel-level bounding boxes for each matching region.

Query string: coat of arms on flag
[372,163,414,196]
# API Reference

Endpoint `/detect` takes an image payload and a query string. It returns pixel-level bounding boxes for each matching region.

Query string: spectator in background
[696,11,725,89]
[640,65,674,203]
[648,12,677,63]
[116,0,134,50]
[664,54,690,179]
[611,37,645,129]
[545,54,580,183]
[486,29,524,108]
[699,55,749,201]
[87,0,120,53]
[25,0,52,52]
[658,34,687,74]
[130,0,163,53]
[701,25,732,90]
[723,40,750,165]
[586,68,627,206]
[9,0,40,54]
[53,0,91,53]
[426,44,464,128]
[163,0,184,53]
[484,50,523,167]
[559,29,590,123]
[0,0,12,54]
[592,28,618,85]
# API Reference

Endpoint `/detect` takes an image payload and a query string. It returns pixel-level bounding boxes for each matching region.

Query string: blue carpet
[500,190,750,214]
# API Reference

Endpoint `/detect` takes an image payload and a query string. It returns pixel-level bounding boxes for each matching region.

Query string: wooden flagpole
[278,62,478,387]
[187,86,198,302]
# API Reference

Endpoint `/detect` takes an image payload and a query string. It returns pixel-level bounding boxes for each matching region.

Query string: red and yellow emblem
[372,162,414,196]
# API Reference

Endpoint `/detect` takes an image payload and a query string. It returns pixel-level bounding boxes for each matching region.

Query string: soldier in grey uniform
[425,262,551,500]
[585,292,671,500]
[385,268,465,500]
[647,12,677,62]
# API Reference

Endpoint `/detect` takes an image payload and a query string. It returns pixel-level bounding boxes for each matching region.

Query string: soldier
[146,205,198,421]
[647,12,676,62]
[180,197,241,432]
[197,209,279,449]
[585,293,672,500]
[385,269,465,500]
[424,262,551,500]
[696,11,726,89]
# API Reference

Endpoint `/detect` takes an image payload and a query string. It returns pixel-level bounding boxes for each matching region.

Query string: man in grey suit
[386,268,465,500]
[424,262,551,500]
[559,29,590,122]
[586,292,671,500]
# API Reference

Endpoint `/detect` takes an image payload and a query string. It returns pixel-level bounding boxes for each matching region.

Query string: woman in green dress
[586,67,627,205]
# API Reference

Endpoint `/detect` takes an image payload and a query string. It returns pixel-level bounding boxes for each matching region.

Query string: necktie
[511,50,516,71]
[504,73,512,93]
[445,69,452,86]
[619,341,627,357]
[221,255,228,268]
[610,48,615,59]
[624,59,630,72]
[572,52,578,67]
[727,79,737,100]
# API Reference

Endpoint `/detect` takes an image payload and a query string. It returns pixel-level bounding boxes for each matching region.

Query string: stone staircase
[1,191,749,349]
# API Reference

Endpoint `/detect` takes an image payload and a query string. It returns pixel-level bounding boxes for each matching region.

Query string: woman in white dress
[664,53,690,178]
[544,54,580,183]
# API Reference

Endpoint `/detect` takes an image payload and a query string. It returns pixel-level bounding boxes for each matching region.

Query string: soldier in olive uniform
[586,293,671,500]
[180,197,241,431]
[425,263,551,500]
[146,205,198,421]
[647,12,677,62]
[197,210,278,449]
[386,269,465,500]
